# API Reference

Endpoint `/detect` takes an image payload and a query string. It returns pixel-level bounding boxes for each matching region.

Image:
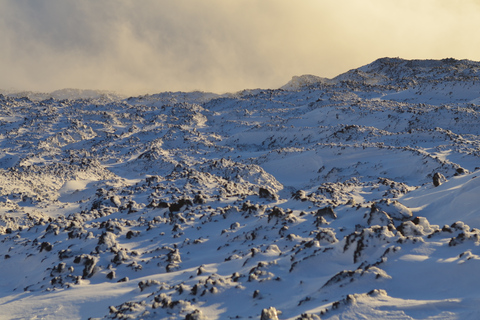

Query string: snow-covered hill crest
[285,57,480,104]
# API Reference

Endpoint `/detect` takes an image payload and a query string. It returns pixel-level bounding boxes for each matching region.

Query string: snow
[1,57,480,319]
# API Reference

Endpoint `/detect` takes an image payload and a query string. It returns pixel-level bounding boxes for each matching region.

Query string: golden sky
[1,0,479,95]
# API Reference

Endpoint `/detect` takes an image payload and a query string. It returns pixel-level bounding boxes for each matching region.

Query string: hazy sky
[1,0,480,95]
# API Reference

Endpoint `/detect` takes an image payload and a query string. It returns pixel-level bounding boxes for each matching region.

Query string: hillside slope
[1,58,480,319]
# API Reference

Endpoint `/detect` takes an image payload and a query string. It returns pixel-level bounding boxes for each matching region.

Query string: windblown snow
[2,57,480,319]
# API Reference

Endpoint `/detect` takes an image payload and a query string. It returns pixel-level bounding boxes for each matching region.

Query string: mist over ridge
[2,0,480,95]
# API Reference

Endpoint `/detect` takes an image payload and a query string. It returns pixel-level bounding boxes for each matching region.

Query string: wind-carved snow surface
[2,58,480,319]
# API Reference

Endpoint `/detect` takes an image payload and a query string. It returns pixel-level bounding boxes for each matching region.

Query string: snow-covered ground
[2,57,480,319]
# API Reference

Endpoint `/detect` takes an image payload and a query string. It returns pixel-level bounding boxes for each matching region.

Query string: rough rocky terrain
[2,57,480,319]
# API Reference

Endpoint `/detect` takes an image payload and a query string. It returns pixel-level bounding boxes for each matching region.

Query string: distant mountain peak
[0,88,124,101]
[280,74,332,90]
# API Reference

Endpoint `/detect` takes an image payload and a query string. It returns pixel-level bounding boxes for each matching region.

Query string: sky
[1,0,480,95]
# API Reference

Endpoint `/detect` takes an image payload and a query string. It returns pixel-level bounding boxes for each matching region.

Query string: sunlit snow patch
[58,179,94,202]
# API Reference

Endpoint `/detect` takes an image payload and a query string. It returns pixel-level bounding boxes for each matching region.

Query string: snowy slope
[1,58,480,319]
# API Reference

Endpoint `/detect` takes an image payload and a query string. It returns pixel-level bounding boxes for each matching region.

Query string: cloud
[1,0,480,95]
